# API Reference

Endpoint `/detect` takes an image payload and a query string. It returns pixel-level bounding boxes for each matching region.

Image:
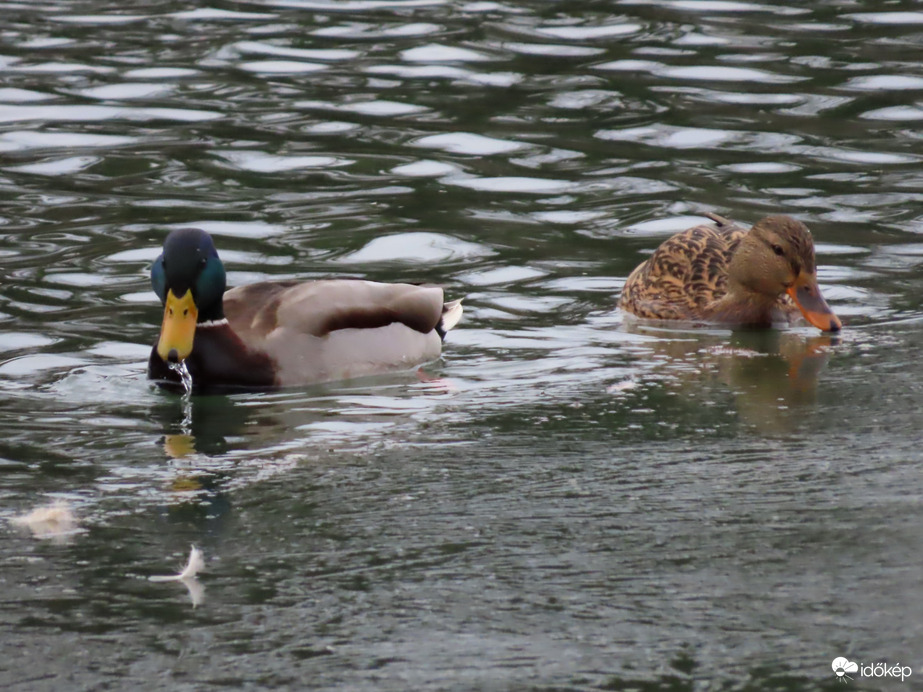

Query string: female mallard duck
[619,213,841,332]
[148,228,463,391]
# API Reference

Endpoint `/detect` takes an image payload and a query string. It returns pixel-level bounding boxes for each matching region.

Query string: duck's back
[619,215,747,320]
[222,278,449,384]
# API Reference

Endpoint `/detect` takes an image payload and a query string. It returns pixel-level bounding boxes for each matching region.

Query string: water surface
[1,1,922,689]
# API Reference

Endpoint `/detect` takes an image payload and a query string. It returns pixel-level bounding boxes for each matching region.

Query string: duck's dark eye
[771,244,784,256]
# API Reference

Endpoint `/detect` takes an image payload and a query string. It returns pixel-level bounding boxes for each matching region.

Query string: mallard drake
[619,213,841,332]
[147,228,463,391]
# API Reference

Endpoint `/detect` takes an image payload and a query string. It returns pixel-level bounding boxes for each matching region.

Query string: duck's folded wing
[227,279,447,341]
[223,281,297,343]
[225,279,451,384]
[624,221,746,315]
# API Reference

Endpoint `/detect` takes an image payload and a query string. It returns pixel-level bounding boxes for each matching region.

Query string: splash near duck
[148,228,463,392]
[619,213,841,332]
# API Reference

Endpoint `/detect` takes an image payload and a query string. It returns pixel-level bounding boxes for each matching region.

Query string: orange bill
[786,274,841,332]
[156,288,198,361]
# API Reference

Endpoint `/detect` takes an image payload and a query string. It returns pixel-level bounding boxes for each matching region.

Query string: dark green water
[1,1,922,689]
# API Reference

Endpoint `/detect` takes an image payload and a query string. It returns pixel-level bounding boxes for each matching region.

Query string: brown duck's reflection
[623,328,836,432]
[723,331,834,394]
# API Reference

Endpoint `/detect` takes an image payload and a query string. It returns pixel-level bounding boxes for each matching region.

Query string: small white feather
[150,545,205,582]
[441,299,464,333]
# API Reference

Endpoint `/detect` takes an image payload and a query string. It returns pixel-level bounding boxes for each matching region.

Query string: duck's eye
[771,244,784,256]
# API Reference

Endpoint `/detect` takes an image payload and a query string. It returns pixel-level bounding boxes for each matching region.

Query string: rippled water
[2,1,923,689]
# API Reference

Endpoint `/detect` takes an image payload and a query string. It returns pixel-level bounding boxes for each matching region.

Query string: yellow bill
[157,288,198,361]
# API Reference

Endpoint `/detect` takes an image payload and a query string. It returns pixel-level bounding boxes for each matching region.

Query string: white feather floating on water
[149,545,205,607]
[10,500,78,540]
[149,545,205,582]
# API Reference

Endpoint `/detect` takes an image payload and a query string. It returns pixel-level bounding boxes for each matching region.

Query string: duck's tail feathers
[705,212,732,227]
[437,299,464,341]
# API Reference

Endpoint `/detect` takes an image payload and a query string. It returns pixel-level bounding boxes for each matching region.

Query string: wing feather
[619,218,746,320]
[224,279,445,343]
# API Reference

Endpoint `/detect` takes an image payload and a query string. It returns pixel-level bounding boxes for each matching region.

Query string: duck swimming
[619,213,841,332]
[148,228,463,391]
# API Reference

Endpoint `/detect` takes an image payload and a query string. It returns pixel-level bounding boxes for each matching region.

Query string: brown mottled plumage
[619,214,841,332]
